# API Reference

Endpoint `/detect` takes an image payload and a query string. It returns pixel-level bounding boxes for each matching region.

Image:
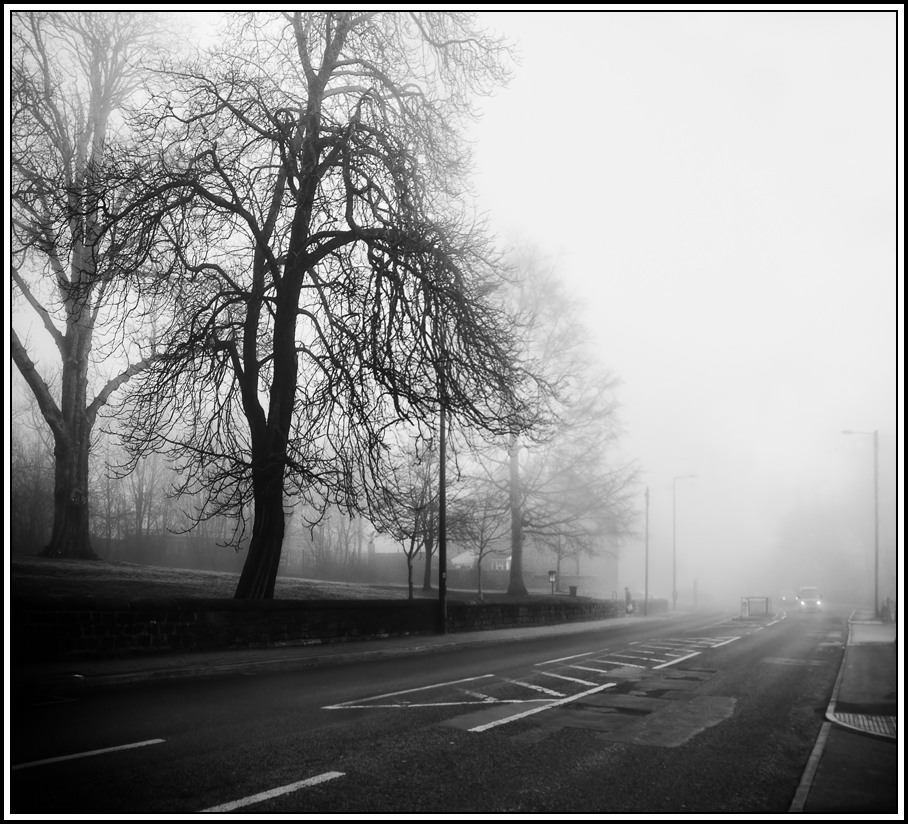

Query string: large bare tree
[10,12,174,559]
[117,13,531,598]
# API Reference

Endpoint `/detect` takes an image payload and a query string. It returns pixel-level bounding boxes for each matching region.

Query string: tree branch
[11,263,65,353]
[11,327,65,442]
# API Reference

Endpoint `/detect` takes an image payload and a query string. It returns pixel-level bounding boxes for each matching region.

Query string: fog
[7,11,899,610]
[468,11,899,607]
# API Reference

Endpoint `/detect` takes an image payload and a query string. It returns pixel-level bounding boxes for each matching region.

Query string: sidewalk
[790,609,899,814]
[12,609,901,813]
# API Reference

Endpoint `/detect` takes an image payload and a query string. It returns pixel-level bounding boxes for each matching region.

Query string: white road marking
[507,680,566,697]
[12,739,165,770]
[200,771,344,812]
[646,641,702,649]
[536,651,596,665]
[459,689,497,702]
[710,636,740,647]
[329,699,552,709]
[469,683,617,732]
[634,643,691,651]
[606,652,665,663]
[654,651,701,669]
[596,659,645,668]
[323,674,493,708]
[569,664,615,675]
[538,671,598,686]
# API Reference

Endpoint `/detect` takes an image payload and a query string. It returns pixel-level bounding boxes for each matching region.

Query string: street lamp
[842,429,879,617]
[548,570,557,595]
[673,474,696,612]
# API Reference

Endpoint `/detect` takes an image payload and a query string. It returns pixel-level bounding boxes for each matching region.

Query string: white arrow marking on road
[200,771,344,812]
[12,738,165,770]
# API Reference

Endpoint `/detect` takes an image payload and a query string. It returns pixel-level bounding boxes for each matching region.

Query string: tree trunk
[477,559,484,601]
[234,467,286,599]
[41,321,97,560]
[506,436,528,596]
[407,557,414,600]
[422,532,435,591]
[42,429,97,560]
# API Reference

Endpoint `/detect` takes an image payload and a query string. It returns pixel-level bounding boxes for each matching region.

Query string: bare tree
[118,12,531,599]
[10,12,176,559]
[477,248,639,595]
[456,472,510,600]
[126,451,167,538]
[370,433,440,600]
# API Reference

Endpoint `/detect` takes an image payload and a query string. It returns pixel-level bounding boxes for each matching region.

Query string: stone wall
[12,596,625,661]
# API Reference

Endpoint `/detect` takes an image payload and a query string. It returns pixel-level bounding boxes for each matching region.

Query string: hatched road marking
[468,683,617,733]
[506,679,565,697]
[324,674,494,709]
[539,672,598,686]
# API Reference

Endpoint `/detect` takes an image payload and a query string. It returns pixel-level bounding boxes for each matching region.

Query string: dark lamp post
[548,570,556,595]
[842,429,879,617]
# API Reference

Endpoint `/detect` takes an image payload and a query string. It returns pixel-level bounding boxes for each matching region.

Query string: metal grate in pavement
[834,713,897,739]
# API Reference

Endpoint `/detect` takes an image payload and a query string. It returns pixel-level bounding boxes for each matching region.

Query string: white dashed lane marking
[12,739,165,770]
[200,772,345,812]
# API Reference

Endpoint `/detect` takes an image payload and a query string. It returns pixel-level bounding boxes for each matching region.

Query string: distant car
[797,586,822,612]
[780,589,798,608]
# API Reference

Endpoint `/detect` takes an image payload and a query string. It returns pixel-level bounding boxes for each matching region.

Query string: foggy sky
[469,10,900,604]
[6,10,900,606]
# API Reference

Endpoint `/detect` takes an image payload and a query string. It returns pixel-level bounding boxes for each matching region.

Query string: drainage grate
[834,712,897,738]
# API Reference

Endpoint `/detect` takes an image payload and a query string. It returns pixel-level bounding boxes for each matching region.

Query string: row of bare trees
[370,251,639,600]
[11,11,638,600]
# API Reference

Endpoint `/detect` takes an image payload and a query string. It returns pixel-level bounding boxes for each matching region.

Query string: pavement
[11,608,901,814]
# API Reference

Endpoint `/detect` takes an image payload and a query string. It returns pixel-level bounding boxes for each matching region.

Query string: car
[797,586,822,612]
[780,589,798,608]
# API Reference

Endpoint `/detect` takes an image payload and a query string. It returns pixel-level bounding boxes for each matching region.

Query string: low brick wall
[447,599,623,632]
[12,596,626,661]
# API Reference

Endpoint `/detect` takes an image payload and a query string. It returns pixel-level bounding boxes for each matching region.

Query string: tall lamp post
[842,429,879,617]
[672,474,696,612]
[644,487,650,617]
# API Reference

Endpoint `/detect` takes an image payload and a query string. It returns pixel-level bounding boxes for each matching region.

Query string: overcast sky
[468,9,900,601]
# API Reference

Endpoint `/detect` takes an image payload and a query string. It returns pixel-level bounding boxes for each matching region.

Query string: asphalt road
[11,608,848,813]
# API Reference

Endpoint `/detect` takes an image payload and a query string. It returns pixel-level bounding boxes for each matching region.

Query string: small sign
[742,597,771,616]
